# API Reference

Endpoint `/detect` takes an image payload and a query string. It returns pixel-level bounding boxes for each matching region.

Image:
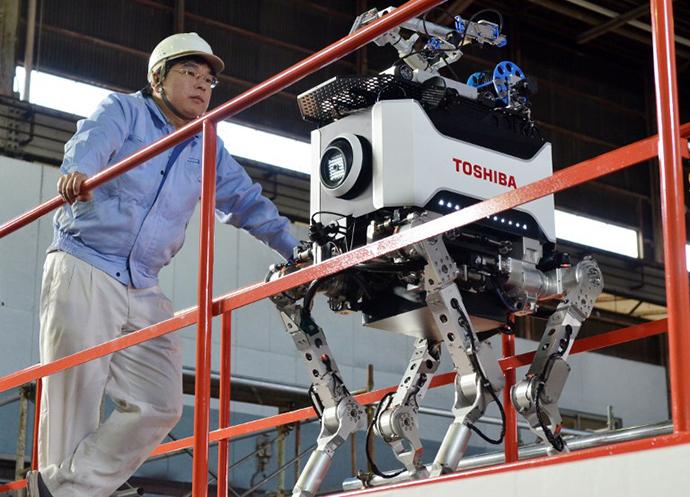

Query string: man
[26,33,299,497]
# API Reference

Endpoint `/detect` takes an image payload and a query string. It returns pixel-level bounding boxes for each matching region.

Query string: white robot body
[310,99,556,243]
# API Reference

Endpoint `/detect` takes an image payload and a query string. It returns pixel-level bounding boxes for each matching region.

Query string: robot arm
[350,6,506,75]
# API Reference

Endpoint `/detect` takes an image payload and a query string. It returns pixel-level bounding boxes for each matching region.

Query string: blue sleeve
[61,93,132,176]
[214,142,299,260]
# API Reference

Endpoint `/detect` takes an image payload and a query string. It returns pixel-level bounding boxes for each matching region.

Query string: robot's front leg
[372,338,441,479]
[512,257,603,453]
[417,235,506,477]
[276,301,366,497]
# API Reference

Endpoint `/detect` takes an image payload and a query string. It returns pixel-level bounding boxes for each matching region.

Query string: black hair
[165,55,216,76]
[141,54,215,97]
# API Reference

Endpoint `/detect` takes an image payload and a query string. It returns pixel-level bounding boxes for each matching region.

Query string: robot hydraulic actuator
[267,5,604,496]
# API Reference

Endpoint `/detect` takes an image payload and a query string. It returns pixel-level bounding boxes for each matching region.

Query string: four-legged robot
[266,5,604,496]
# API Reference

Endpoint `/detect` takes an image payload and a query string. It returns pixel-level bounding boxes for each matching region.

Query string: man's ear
[151,71,163,93]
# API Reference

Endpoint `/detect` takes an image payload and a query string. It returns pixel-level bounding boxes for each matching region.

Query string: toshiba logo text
[453,158,517,189]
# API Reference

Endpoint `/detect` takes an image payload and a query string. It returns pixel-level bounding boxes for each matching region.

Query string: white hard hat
[147,32,224,84]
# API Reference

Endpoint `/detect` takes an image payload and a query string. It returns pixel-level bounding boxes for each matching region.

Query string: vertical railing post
[502,331,518,463]
[14,386,29,497]
[650,0,690,432]
[31,379,41,470]
[217,312,232,497]
[192,119,218,496]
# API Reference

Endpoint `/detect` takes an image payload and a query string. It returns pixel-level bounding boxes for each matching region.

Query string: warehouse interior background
[0,0,688,495]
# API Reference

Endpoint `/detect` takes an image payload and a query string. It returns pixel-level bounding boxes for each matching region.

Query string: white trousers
[38,252,183,497]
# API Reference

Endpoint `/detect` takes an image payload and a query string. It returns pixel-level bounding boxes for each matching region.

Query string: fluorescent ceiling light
[14,67,310,174]
[555,210,639,258]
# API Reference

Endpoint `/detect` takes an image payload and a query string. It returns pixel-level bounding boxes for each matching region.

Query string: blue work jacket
[50,91,298,288]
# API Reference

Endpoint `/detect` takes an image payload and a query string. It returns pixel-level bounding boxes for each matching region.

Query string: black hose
[466,379,506,445]
[452,301,506,445]
[365,392,405,479]
[308,385,324,420]
[534,364,565,452]
[533,326,573,452]
[303,276,336,316]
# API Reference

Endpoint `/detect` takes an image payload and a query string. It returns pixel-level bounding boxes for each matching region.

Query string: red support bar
[0,480,27,494]
[192,120,218,497]
[500,319,668,371]
[502,331,518,463]
[650,0,690,433]
[217,312,233,497]
[0,309,198,394]
[31,378,42,470]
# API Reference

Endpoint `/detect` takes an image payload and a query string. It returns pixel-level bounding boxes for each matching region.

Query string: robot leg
[512,257,603,453]
[417,235,506,477]
[276,301,366,497]
[370,337,441,479]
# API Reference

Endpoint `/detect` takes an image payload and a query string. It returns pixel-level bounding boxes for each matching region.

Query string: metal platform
[334,429,690,497]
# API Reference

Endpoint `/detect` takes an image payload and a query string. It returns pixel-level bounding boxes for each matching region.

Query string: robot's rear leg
[511,257,603,453]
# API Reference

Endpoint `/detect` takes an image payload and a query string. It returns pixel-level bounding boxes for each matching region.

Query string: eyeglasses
[172,68,218,89]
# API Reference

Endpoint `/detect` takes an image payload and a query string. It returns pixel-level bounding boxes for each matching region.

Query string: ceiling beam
[127,0,357,71]
[37,23,299,102]
[526,0,690,60]
[577,3,649,45]
[565,0,690,49]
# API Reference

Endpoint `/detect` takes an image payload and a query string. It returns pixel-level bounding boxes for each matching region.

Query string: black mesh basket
[297,75,446,125]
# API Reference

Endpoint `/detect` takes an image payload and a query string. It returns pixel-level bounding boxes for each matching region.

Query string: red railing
[0,0,687,495]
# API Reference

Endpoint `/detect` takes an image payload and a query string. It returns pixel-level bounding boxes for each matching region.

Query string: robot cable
[466,382,506,445]
[453,302,506,445]
[308,385,325,420]
[365,392,406,479]
[533,325,573,452]
[534,357,565,452]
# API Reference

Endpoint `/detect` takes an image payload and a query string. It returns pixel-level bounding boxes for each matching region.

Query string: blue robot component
[467,61,526,106]
[454,15,465,35]
[466,71,492,90]
[493,61,525,104]
[425,37,442,51]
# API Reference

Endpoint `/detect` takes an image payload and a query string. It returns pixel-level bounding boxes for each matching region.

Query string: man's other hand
[58,172,93,204]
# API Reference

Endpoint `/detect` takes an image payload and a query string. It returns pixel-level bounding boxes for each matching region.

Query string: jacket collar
[139,91,200,141]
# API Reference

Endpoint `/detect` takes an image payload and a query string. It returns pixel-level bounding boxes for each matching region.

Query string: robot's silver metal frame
[269,212,603,496]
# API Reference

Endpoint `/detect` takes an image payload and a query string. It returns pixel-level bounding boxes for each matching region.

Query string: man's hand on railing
[58,172,94,204]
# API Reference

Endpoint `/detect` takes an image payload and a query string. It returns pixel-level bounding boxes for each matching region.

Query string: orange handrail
[651,0,690,433]
[0,0,687,494]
